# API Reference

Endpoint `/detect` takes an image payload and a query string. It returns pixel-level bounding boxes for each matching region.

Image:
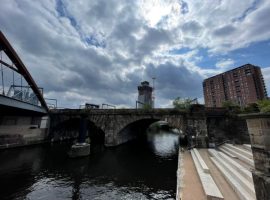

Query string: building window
[233,72,238,77]
[245,69,251,75]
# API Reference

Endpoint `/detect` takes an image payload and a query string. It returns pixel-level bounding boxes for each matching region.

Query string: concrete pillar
[241,113,270,200]
[68,116,90,158]
[78,117,87,144]
[104,130,116,147]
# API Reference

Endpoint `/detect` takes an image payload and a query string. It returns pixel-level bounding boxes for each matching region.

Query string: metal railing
[4,84,42,106]
[102,103,116,109]
[45,98,58,109]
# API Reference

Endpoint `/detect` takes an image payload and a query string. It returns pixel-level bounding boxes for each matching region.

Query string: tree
[222,100,238,108]
[242,103,260,113]
[257,99,270,113]
[173,97,192,110]
[142,103,152,110]
[222,100,241,113]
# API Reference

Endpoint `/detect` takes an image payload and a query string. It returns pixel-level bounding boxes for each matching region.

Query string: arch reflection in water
[147,130,180,158]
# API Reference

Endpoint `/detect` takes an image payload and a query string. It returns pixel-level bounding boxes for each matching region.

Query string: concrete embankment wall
[176,149,184,200]
[0,116,49,149]
[244,114,270,200]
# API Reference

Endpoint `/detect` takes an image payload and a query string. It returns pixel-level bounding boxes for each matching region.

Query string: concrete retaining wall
[242,113,270,200]
[0,116,49,149]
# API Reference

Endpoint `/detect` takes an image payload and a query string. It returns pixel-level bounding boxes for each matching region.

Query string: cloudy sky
[1,0,270,108]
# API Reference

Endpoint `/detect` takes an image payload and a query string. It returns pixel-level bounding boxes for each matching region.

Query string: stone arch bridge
[49,107,243,147]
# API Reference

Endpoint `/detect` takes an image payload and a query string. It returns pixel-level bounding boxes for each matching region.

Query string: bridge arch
[115,118,161,145]
[50,117,105,144]
[49,110,190,147]
[111,115,187,146]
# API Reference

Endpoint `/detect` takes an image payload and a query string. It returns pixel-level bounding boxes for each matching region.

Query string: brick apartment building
[203,64,267,107]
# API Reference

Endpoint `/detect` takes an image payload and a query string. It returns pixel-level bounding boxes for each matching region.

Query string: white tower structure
[137,81,153,108]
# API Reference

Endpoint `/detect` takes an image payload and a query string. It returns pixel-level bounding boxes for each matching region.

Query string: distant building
[203,64,267,107]
[138,81,153,108]
[85,103,99,109]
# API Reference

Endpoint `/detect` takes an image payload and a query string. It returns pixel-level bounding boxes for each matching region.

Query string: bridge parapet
[49,108,188,115]
[50,107,228,116]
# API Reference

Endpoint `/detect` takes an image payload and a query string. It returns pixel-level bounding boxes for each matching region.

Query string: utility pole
[0,51,5,95]
[152,77,156,108]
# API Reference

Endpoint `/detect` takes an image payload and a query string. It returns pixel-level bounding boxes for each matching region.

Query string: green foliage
[142,103,152,110]
[222,100,241,113]
[257,99,270,113]
[242,103,260,113]
[173,97,192,110]
[222,100,238,108]
[222,100,269,114]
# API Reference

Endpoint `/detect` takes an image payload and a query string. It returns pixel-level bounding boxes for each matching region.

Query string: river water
[0,131,179,200]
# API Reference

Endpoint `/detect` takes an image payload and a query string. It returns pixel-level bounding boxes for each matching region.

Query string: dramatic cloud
[216,59,235,70]
[0,0,270,108]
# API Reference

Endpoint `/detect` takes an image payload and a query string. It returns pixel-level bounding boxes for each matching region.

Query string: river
[0,130,179,200]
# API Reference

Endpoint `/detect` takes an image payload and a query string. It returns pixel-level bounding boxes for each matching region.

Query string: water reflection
[0,130,179,200]
[147,131,179,158]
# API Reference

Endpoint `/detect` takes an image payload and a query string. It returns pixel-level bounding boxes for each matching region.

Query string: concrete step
[208,149,253,183]
[211,157,255,200]
[243,144,252,151]
[219,145,254,168]
[219,146,237,158]
[193,148,210,173]
[224,144,253,159]
[208,148,220,158]
[209,149,255,196]
[190,150,224,200]
[220,150,253,182]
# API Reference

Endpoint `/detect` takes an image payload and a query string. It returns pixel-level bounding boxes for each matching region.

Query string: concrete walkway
[179,150,206,200]
[177,149,241,200]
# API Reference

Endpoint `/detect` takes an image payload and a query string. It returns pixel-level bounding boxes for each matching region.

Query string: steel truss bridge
[0,31,48,114]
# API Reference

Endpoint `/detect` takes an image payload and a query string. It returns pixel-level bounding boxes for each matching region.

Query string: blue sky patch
[56,0,78,28]
[193,40,270,70]
[85,36,106,48]
[169,47,192,55]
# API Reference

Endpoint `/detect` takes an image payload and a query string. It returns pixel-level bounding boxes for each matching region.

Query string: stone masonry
[50,107,243,147]
[242,113,270,200]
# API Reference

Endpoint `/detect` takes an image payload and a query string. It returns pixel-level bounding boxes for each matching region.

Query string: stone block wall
[252,171,270,200]
[244,114,270,200]
[207,116,249,144]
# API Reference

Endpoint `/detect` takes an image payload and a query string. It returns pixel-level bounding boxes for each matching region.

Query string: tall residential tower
[203,64,267,107]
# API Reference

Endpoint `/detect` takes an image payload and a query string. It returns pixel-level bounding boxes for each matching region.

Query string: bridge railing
[0,31,48,111]
[49,108,190,115]
[0,57,43,107]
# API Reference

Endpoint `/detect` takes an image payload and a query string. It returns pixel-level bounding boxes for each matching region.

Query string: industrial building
[203,64,267,107]
[137,81,153,108]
